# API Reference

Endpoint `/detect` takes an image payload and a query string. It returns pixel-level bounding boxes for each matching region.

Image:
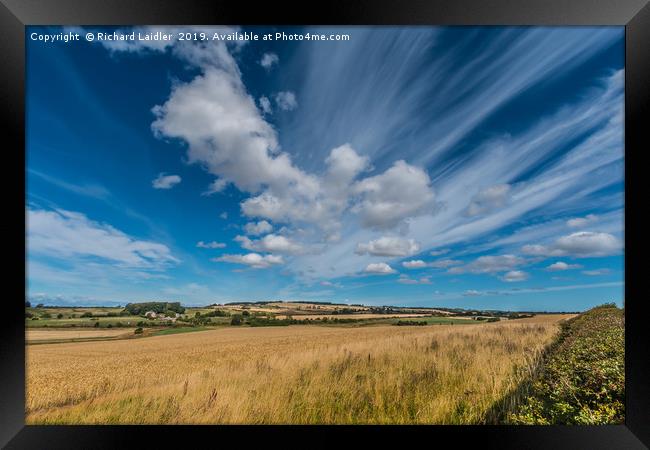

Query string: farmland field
[26,315,569,424]
[26,328,136,343]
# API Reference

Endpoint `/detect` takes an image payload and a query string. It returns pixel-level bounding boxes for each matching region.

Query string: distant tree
[36,303,44,308]
[107,324,113,328]
[94,321,100,328]
[242,310,250,317]
[134,327,143,334]
[41,313,52,319]
[124,302,185,315]
[80,312,93,318]
[230,315,243,326]
[56,313,64,319]
[25,301,31,308]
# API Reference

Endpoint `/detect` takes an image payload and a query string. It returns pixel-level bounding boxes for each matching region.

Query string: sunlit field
[26,316,568,424]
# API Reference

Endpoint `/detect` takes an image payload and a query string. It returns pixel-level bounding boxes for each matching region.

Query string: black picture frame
[2,0,648,448]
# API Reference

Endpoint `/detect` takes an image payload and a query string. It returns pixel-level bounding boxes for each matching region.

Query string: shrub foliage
[507,304,624,424]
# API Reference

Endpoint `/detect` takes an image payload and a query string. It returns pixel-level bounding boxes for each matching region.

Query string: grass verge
[505,304,624,424]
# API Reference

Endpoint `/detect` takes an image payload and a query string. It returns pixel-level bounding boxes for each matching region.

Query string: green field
[151,326,211,336]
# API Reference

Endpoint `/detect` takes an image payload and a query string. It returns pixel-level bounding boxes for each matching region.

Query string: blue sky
[26,26,624,311]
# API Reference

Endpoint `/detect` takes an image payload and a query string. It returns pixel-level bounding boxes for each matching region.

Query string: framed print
[1,0,649,447]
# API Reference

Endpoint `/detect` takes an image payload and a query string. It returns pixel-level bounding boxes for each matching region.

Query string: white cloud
[275,91,298,111]
[463,290,482,297]
[567,214,598,228]
[545,261,582,271]
[402,258,461,269]
[363,262,396,275]
[89,27,623,283]
[27,208,178,269]
[220,212,228,220]
[352,160,435,229]
[213,253,284,269]
[244,220,273,235]
[398,274,432,284]
[402,259,427,269]
[320,280,342,288]
[429,258,463,269]
[235,234,303,255]
[260,52,279,70]
[152,173,181,189]
[449,254,525,274]
[197,240,226,249]
[522,231,622,258]
[355,236,420,257]
[202,179,228,195]
[325,144,370,184]
[555,232,621,256]
[429,249,450,256]
[500,270,529,282]
[259,96,272,115]
[465,184,511,216]
[582,268,611,276]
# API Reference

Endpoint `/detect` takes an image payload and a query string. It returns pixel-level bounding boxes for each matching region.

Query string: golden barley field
[26,316,569,424]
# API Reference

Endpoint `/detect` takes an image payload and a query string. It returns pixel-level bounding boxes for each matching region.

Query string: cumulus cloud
[465,184,511,216]
[108,34,441,264]
[521,244,565,257]
[27,208,178,269]
[582,268,611,276]
[259,95,272,115]
[449,254,525,274]
[235,234,303,254]
[522,231,622,258]
[545,261,582,271]
[196,240,226,249]
[429,258,463,269]
[152,173,181,189]
[363,262,396,275]
[259,52,279,70]
[402,259,427,269]
[499,270,529,282]
[398,274,432,284]
[244,220,273,235]
[213,252,284,269]
[567,214,598,228]
[275,91,298,111]
[352,160,435,229]
[355,236,420,257]
[202,178,228,195]
[402,258,461,269]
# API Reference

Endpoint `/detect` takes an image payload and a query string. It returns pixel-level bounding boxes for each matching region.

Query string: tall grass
[26,318,564,424]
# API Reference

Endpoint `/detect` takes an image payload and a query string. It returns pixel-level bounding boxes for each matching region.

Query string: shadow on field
[482,318,573,424]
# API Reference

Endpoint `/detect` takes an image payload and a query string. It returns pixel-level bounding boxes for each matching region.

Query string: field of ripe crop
[26,316,568,424]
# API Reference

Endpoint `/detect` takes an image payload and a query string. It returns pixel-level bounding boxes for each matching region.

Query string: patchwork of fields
[26,316,567,424]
